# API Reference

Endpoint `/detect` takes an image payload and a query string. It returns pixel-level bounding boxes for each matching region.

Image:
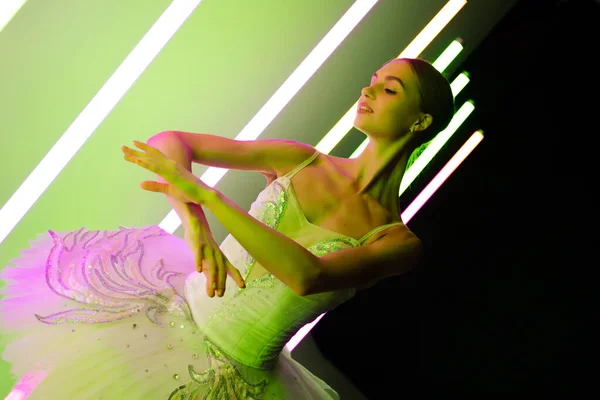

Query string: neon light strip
[432,39,464,71]
[450,71,470,96]
[284,313,327,353]
[0,0,27,33]
[397,1,467,59]
[3,370,48,400]
[0,0,205,245]
[159,0,380,233]
[402,130,484,223]
[286,129,484,353]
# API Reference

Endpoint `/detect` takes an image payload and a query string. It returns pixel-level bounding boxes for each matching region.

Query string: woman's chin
[352,122,372,135]
[353,119,368,130]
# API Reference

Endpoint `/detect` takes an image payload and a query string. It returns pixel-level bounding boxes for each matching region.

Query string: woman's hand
[122,140,217,206]
[185,220,246,297]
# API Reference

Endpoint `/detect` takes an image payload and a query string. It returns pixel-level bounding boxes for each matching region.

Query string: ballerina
[0,57,454,399]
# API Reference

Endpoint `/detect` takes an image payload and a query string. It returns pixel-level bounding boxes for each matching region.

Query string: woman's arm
[203,191,420,296]
[147,134,210,229]
[203,191,319,296]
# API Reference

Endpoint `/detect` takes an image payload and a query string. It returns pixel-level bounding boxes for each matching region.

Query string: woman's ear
[413,114,433,132]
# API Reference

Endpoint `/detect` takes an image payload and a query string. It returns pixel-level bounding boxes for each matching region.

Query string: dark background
[311,0,593,397]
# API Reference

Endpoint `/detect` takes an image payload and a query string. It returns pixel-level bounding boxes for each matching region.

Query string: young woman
[0,58,454,399]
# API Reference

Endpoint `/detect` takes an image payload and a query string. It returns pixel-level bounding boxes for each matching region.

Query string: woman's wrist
[184,203,210,230]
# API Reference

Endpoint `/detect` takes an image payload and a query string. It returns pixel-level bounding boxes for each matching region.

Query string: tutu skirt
[0,226,338,399]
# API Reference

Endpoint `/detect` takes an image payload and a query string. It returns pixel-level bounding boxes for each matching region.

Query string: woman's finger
[227,261,246,289]
[133,140,164,156]
[123,145,168,172]
[206,247,217,298]
[204,265,212,297]
[132,143,179,174]
[202,266,209,280]
[139,181,166,193]
[122,146,150,159]
[124,155,158,173]
[122,145,145,157]
[196,245,203,273]
[215,252,226,297]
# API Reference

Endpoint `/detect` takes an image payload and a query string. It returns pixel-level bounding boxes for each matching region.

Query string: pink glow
[4,370,48,400]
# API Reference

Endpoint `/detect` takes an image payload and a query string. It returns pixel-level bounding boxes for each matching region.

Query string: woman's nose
[361,86,373,98]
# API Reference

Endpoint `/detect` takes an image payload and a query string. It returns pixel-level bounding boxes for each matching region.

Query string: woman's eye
[385,89,396,94]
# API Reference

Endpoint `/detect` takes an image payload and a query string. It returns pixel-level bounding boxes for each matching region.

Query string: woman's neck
[347,138,412,219]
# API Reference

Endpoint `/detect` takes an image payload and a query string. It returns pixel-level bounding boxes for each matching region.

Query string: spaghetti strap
[282,151,403,246]
[282,150,320,179]
[358,222,405,244]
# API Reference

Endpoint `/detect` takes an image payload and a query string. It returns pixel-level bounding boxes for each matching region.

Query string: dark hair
[401,57,455,144]
[393,58,455,173]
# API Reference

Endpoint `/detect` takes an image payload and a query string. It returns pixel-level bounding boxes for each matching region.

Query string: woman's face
[353,59,423,141]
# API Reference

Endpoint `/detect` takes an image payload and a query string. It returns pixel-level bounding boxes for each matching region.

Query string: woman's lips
[358,101,373,113]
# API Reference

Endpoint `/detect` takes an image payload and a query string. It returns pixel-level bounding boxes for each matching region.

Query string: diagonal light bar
[349,71,471,159]
[3,370,48,400]
[0,0,206,245]
[450,71,470,96]
[287,129,484,353]
[402,130,484,223]
[0,0,27,33]
[314,0,468,155]
[284,312,326,354]
[398,1,467,59]
[397,100,475,194]
[432,39,464,71]
[159,0,380,233]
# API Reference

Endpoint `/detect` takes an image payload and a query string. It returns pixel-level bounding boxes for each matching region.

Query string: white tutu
[0,226,339,399]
